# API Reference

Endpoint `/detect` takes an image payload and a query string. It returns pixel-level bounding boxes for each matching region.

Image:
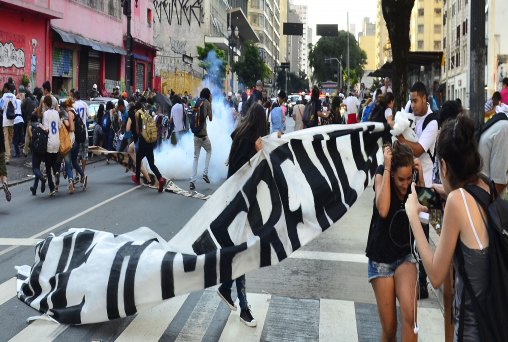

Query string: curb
[8,156,107,188]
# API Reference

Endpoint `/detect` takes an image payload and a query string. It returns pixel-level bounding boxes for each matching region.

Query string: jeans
[136,137,162,181]
[13,122,24,157]
[45,152,59,192]
[32,152,44,190]
[71,143,84,179]
[191,135,211,182]
[63,151,73,180]
[105,129,114,151]
[219,275,247,310]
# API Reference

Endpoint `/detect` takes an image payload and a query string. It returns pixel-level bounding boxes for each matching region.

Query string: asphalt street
[0,119,445,341]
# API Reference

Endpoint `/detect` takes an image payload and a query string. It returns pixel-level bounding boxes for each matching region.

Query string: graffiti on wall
[153,0,203,27]
[0,41,25,69]
[171,38,187,55]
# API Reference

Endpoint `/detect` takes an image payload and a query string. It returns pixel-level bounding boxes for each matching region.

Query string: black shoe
[41,178,46,193]
[30,186,36,196]
[202,174,210,183]
[3,182,11,202]
[189,182,195,191]
[73,176,79,185]
[240,307,257,327]
[419,284,429,300]
[217,287,237,311]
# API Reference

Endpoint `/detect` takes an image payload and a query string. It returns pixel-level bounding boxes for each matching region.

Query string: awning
[204,36,229,51]
[228,8,259,43]
[52,27,126,55]
[369,51,443,77]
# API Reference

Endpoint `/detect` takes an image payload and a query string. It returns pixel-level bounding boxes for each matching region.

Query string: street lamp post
[227,24,239,94]
[324,57,342,93]
[122,0,138,96]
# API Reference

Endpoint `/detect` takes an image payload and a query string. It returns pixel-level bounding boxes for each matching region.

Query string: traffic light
[280,62,290,70]
[122,0,131,16]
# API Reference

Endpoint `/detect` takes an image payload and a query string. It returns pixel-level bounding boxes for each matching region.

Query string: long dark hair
[437,115,481,189]
[97,103,105,125]
[311,85,319,101]
[228,103,266,163]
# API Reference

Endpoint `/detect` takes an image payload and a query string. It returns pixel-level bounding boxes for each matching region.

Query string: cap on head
[256,80,263,87]
[93,84,97,89]
[136,89,140,93]
[228,91,232,97]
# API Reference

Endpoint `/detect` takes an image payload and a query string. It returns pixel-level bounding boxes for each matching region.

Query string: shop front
[0,1,62,90]
[131,39,157,93]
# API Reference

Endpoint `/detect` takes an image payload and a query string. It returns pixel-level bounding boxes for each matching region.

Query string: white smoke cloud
[152,50,237,184]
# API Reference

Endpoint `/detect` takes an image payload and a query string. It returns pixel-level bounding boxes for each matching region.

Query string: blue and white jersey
[0,93,17,126]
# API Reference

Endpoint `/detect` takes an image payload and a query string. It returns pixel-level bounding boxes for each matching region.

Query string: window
[418,24,424,33]
[418,40,424,49]
[147,9,152,27]
[434,40,441,50]
[251,0,260,9]
[434,24,441,33]
[443,37,446,49]
[434,8,442,16]
[418,8,424,16]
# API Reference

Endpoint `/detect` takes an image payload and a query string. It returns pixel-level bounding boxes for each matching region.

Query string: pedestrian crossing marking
[219,293,271,342]
[417,306,446,341]
[8,319,67,342]
[0,238,42,246]
[289,250,368,264]
[115,294,189,342]
[0,277,15,306]
[319,299,359,341]
[175,289,221,341]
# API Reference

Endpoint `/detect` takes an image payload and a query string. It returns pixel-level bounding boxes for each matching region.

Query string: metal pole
[347,12,350,94]
[285,68,288,95]
[469,0,485,130]
[125,0,132,96]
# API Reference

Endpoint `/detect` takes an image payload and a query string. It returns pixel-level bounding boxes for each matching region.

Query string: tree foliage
[382,0,415,110]
[233,41,270,88]
[196,43,228,84]
[276,70,309,94]
[308,31,367,89]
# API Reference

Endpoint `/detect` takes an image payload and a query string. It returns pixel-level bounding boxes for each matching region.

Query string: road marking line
[289,250,368,264]
[319,298,359,342]
[0,186,140,257]
[219,293,271,342]
[175,289,220,341]
[115,294,189,342]
[0,277,16,306]
[0,239,43,246]
[8,319,68,342]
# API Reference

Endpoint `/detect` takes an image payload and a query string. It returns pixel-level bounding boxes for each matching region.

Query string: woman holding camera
[405,115,489,341]
[366,141,424,342]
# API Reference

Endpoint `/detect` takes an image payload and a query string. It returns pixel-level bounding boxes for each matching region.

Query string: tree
[233,41,270,88]
[382,0,415,110]
[276,70,309,94]
[196,43,228,84]
[308,31,367,88]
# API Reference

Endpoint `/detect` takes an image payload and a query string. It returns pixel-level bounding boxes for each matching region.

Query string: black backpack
[31,126,48,156]
[73,109,87,144]
[5,100,16,120]
[457,182,508,342]
[302,101,316,127]
[190,98,206,135]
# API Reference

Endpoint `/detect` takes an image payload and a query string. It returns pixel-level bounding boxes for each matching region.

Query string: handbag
[59,123,72,155]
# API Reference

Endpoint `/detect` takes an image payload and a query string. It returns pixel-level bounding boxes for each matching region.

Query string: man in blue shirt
[270,90,286,138]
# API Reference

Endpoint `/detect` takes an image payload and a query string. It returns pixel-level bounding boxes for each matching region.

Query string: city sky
[291,0,378,44]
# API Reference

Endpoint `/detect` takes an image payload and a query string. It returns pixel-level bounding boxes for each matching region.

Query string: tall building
[375,0,391,69]
[287,8,302,74]
[486,0,508,98]
[279,0,288,70]
[248,0,283,90]
[441,0,469,106]
[359,17,376,38]
[359,18,376,88]
[410,0,443,52]
[287,2,309,75]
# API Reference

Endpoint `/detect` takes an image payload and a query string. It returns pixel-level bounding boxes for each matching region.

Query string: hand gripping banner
[16,123,387,324]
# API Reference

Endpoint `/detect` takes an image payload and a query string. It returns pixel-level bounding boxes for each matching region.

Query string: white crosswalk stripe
[8,320,68,342]
[319,299,359,342]
[0,277,16,306]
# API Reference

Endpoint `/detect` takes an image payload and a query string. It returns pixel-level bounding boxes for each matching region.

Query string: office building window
[434,8,442,16]
[434,24,441,33]
[418,8,424,16]
[418,40,424,49]
[418,24,424,33]
[434,40,441,50]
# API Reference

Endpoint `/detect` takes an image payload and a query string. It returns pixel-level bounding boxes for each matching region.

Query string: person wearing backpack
[397,81,439,299]
[40,95,61,196]
[0,82,17,164]
[0,91,11,202]
[169,95,186,143]
[72,91,90,177]
[133,100,166,192]
[189,88,212,191]
[405,114,504,342]
[27,106,46,196]
[303,85,330,128]
[63,98,87,193]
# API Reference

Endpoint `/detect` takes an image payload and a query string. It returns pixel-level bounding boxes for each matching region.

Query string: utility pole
[123,0,133,96]
[469,0,485,130]
[347,12,350,94]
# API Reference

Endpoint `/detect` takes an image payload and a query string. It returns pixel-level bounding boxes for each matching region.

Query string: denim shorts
[368,254,417,282]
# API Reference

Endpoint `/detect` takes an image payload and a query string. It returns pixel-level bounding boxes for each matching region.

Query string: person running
[64,99,87,193]
[61,98,76,194]
[189,88,212,191]
[405,115,490,341]
[133,100,166,192]
[40,96,61,196]
[28,106,45,195]
[73,91,90,177]
[126,103,151,184]
[365,141,425,342]
[0,95,11,202]
[217,103,267,328]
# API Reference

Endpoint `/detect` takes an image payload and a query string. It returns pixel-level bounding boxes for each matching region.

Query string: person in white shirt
[169,95,185,142]
[343,93,361,124]
[12,95,24,158]
[41,95,61,196]
[0,83,17,163]
[292,97,306,131]
[380,77,393,94]
[72,91,90,175]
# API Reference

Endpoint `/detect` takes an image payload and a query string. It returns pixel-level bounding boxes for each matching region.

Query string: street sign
[283,22,304,35]
[280,62,290,70]
[317,24,338,37]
